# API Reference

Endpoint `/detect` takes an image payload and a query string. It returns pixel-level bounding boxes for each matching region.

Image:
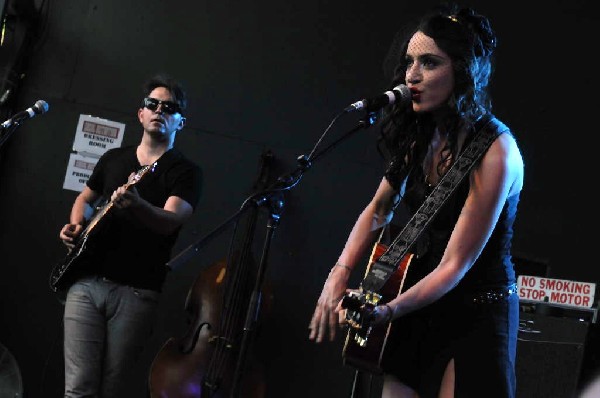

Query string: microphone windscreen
[34,100,49,114]
[393,84,412,106]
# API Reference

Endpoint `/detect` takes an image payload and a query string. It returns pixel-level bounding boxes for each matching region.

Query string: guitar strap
[361,115,509,293]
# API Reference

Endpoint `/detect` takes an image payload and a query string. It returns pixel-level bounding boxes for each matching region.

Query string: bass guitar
[341,241,413,374]
[49,162,156,293]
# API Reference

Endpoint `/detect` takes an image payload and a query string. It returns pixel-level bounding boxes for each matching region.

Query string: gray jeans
[63,275,160,397]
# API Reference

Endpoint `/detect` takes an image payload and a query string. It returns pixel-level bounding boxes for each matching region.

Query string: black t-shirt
[83,145,202,291]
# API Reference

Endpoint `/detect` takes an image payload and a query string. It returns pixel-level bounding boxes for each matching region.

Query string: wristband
[335,262,352,272]
[383,303,394,323]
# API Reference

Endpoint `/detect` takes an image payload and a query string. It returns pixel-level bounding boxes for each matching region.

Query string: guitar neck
[82,200,113,237]
[82,172,140,235]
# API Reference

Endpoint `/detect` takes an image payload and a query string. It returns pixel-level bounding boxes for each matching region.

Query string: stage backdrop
[0,0,597,397]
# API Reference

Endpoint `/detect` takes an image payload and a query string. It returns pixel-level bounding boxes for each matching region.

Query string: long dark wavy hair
[377,3,497,184]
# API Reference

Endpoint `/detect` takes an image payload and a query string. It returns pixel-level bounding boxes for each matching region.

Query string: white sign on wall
[518,275,596,309]
[63,115,125,192]
[62,152,99,192]
[72,114,125,156]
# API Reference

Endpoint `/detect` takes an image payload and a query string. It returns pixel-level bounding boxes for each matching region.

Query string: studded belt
[471,283,518,304]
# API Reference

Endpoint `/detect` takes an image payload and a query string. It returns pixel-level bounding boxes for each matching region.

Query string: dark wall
[0,0,597,397]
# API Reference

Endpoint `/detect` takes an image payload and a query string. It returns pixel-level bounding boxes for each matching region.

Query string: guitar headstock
[342,289,382,347]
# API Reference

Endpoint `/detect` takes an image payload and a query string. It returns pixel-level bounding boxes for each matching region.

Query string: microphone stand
[0,122,20,151]
[167,110,380,398]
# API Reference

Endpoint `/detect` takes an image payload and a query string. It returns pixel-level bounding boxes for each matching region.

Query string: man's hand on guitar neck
[111,172,143,210]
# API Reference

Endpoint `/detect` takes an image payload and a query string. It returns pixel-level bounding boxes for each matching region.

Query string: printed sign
[518,275,596,309]
[63,114,126,192]
[72,114,125,156]
[62,152,99,192]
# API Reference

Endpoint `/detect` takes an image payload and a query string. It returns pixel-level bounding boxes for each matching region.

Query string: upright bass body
[148,258,265,398]
[149,150,275,398]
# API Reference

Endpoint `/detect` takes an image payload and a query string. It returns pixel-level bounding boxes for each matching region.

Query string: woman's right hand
[308,265,351,343]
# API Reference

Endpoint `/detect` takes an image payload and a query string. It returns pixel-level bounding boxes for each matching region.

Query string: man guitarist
[58,74,202,397]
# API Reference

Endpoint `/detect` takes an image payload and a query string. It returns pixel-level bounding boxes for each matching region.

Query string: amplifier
[520,301,597,324]
[516,312,590,398]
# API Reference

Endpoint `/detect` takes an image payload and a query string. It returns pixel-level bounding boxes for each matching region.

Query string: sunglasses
[142,97,182,115]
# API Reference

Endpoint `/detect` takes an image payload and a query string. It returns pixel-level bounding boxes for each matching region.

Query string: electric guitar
[49,162,157,293]
[341,241,413,374]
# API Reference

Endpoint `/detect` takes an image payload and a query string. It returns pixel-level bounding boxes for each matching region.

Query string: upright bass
[149,150,275,398]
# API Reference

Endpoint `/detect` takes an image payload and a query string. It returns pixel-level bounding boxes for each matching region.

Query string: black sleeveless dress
[380,121,520,398]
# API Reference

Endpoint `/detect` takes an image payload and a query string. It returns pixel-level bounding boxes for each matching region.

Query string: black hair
[142,74,187,115]
[377,3,497,182]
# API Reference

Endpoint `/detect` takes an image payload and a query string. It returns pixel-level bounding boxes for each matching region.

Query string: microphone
[1,100,50,129]
[344,84,411,113]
